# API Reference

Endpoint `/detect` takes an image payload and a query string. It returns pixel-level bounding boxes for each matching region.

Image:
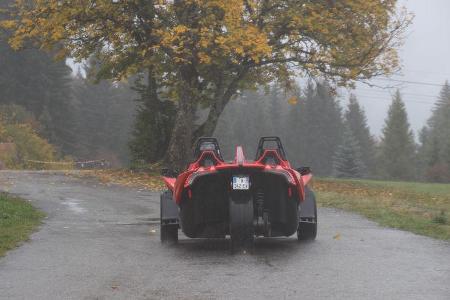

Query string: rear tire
[229,197,254,253]
[297,188,317,241]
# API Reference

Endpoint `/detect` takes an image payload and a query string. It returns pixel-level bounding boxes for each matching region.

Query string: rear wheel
[229,197,254,253]
[297,189,317,241]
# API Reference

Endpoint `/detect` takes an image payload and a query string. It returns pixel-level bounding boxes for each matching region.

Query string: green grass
[314,178,450,240]
[0,193,44,257]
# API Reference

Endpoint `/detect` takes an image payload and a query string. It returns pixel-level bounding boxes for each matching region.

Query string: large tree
[129,74,175,165]
[3,0,410,169]
[379,90,415,180]
[300,82,344,176]
[1,1,77,155]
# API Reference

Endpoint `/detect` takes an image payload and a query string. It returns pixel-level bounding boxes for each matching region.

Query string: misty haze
[0,1,449,300]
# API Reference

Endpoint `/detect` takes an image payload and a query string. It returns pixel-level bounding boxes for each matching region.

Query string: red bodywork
[163,146,312,205]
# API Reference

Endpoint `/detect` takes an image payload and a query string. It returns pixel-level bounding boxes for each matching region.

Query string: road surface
[0,171,449,300]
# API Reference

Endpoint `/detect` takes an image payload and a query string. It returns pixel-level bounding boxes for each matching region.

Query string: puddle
[61,198,86,214]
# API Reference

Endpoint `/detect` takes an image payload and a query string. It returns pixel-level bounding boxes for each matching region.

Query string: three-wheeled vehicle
[160,137,317,251]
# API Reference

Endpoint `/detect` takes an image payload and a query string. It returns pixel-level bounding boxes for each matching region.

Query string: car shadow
[168,236,317,257]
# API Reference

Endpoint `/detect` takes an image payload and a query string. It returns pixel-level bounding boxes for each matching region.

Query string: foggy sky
[348,0,450,139]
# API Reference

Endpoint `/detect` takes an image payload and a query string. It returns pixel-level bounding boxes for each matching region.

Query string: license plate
[232,175,250,190]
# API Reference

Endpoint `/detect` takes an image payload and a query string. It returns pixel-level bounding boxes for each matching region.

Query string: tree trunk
[164,66,198,171]
[165,68,248,170]
[193,68,249,140]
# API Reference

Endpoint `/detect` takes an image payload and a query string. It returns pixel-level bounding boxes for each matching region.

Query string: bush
[433,210,448,225]
[0,104,73,169]
[425,164,450,183]
[3,123,56,169]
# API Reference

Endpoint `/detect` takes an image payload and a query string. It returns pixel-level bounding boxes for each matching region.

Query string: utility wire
[372,78,448,88]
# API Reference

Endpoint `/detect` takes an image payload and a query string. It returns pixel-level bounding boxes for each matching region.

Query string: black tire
[229,197,254,253]
[297,189,317,241]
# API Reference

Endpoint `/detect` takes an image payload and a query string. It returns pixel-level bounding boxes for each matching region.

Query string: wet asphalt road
[0,171,449,300]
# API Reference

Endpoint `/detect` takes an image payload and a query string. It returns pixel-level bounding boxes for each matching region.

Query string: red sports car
[161,137,317,251]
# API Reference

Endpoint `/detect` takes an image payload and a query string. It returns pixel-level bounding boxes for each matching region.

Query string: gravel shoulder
[0,171,449,300]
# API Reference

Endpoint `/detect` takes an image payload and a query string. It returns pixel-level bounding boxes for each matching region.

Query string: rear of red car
[160,137,317,251]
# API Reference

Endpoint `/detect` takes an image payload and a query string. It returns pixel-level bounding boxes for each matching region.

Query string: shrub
[425,164,450,183]
[3,123,56,169]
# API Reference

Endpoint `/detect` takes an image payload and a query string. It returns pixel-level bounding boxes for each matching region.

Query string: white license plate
[232,176,250,190]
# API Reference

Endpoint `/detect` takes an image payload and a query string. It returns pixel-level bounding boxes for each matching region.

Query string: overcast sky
[345,0,450,139]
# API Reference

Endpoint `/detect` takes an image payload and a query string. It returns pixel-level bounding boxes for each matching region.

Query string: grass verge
[0,193,44,257]
[314,178,450,241]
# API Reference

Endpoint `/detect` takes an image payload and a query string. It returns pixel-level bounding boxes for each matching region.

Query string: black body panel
[179,171,299,238]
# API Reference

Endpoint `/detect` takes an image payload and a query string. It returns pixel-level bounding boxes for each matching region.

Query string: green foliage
[332,126,366,178]
[0,193,44,257]
[296,82,344,175]
[433,210,448,225]
[0,104,60,169]
[3,0,411,169]
[0,19,77,155]
[345,95,376,175]
[0,104,35,125]
[379,90,416,180]
[129,75,176,165]
[3,123,56,168]
[215,81,344,176]
[316,178,450,240]
[418,81,450,182]
[71,70,137,166]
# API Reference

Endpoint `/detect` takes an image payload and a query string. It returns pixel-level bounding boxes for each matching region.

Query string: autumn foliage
[2,0,411,169]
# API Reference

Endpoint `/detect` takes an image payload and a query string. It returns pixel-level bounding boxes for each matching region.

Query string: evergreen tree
[300,82,344,176]
[1,1,77,155]
[129,74,175,165]
[72,71,137,165]
[379,90,416,180]
[332,126,366,178]
[419,81,450,182]
[345,95,376,176]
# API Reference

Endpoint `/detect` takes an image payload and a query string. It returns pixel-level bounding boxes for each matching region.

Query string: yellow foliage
[0,105,70,170]
[80,169,165,191]
[1,0,411,98]
[287,96,298,105]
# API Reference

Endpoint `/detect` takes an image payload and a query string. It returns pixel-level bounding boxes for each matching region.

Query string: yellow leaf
[287,96,298,105]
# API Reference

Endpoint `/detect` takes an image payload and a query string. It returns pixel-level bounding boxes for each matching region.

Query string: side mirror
[161,168,178,178]
[296,166,311,176]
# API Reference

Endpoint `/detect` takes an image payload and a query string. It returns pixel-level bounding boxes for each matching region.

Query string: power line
[355,87,438,99]
[373,78,447,88]
[352,93,435,105]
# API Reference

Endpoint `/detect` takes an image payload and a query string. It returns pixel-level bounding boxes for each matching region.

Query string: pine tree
[1,2,77,155]
[129,73,175,165]
[345,95,376,176]
[419,81,450,182]
[72,70,137,165]
[300,82,344,176]
[332,126,366,178]
[379,90,416,180]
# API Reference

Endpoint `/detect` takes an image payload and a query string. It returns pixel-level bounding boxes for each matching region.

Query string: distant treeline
[214,82,450,183]
[2,28,450,181]
[0,38,136,166]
